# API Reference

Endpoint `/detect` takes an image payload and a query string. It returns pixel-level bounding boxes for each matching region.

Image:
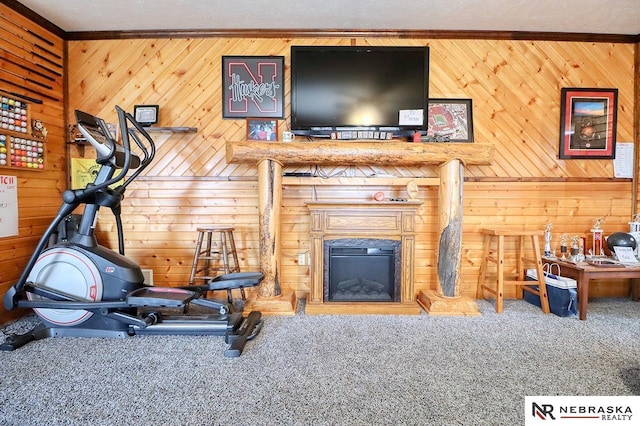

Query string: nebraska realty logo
[525,396,638,424]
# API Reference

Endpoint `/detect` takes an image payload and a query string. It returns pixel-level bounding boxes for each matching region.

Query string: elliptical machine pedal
[224,311,263,358]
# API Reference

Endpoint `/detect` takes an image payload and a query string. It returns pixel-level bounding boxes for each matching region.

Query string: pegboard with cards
[0,92,46,171]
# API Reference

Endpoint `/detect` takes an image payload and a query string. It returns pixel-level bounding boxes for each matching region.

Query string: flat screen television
[290,45,429,138]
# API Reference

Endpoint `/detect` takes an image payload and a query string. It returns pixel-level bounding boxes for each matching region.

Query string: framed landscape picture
[559,88,618,159]
[426,99,473,142]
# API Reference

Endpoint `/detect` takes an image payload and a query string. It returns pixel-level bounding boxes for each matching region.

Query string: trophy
[629,214,640,257]
[570,235,585,262]
[544,223,553,257]
[559,234,568,260]
[591,217,604,257]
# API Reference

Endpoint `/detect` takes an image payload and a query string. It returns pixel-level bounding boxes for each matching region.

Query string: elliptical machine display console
[1,106,264,357]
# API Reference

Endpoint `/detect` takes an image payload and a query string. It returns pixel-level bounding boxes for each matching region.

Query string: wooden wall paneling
[0,3,65,323]
[63,36,636,310]
[474,42,560,177]
[462,181,634,297]
[0,18,635,325]
[93,178,261,287]
[429,39,634,179]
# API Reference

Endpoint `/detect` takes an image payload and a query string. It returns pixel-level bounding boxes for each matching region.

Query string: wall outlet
[297,253,308,265]
[141,268,154,285]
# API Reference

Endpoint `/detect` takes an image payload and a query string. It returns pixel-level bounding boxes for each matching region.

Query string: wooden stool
[188,226,242,301]
[476,228,550,314]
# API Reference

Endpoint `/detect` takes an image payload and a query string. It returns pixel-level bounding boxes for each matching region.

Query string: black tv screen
[290,46,429,138]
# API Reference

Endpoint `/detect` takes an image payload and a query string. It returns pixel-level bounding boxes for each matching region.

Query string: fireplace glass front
[324,239,401,302]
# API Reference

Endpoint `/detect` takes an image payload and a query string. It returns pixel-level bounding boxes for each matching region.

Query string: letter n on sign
[222,56,284,119]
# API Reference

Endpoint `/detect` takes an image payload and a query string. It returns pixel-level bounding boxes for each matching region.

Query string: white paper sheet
[0,175,18,237]
[614,142,633,178]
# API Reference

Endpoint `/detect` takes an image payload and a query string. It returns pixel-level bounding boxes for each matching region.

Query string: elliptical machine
[1,106,263,357]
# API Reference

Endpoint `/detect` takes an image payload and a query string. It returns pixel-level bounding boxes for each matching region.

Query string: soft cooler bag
[524,265,578,317]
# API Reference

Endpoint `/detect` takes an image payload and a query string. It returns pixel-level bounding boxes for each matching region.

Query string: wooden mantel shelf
[282,177,440,186]
[226,140,494,166]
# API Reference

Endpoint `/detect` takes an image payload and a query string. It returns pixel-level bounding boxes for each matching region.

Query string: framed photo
[222,56,284,119]
[426,98,474,142]
[133,105,159,126]
[246,118,278,141]
[559,88,618,159]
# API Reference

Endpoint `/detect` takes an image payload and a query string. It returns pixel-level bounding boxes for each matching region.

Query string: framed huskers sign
[222,56,284,119]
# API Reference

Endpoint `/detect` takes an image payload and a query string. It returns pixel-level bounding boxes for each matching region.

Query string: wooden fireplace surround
[226,140,495,315]
[306,201,422,315]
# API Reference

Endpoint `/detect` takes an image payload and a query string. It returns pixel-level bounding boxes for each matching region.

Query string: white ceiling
[15,0,640,35]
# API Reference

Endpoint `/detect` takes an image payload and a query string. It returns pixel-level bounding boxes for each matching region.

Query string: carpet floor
[1,298,639,425]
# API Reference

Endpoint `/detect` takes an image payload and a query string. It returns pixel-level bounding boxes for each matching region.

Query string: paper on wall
[0,175,18,238]
[399,109,423,126]
[614,142,633,178]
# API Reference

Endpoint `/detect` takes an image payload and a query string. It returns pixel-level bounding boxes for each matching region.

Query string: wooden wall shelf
[143,126,197,133]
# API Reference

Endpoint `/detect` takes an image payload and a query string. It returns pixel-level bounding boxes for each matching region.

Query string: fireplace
[306,201,421,315]
[324,239,400,302]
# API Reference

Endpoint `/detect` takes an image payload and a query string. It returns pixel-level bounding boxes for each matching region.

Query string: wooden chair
[476,228,550,314]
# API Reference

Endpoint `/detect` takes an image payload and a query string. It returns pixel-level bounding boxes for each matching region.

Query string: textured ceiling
[14,0,640,35]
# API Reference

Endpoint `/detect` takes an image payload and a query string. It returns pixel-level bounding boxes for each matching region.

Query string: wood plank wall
[0,3,65,322]
[64,37,636,303]
[0,22,637,323]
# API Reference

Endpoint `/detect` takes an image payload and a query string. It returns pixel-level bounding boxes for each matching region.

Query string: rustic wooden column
[437,159,463,297]
[416,158,480,315]
[257,158,282,298]
[242,158,297,315]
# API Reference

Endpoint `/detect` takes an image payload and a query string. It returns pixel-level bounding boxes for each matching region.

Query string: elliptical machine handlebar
[115,105,156,190]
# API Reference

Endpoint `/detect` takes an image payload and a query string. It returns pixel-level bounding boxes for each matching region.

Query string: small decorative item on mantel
[373,191,385,202]
[406,179,419,201]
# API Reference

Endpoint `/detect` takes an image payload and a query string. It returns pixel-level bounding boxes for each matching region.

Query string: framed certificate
[133,105,159,126]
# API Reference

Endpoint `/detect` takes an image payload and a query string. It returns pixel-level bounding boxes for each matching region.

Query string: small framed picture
[133,105,159,126]
[246,118,278,141]
[559,88,618,159]
[426,98,474,142]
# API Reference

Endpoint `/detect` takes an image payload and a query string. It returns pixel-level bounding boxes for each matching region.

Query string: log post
[437,159,463,297]
[416,158,480,315]
[257,158,282,298]
[242,158,297,315]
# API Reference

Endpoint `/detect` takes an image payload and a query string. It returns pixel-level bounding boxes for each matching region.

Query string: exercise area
[1,106,264,357]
